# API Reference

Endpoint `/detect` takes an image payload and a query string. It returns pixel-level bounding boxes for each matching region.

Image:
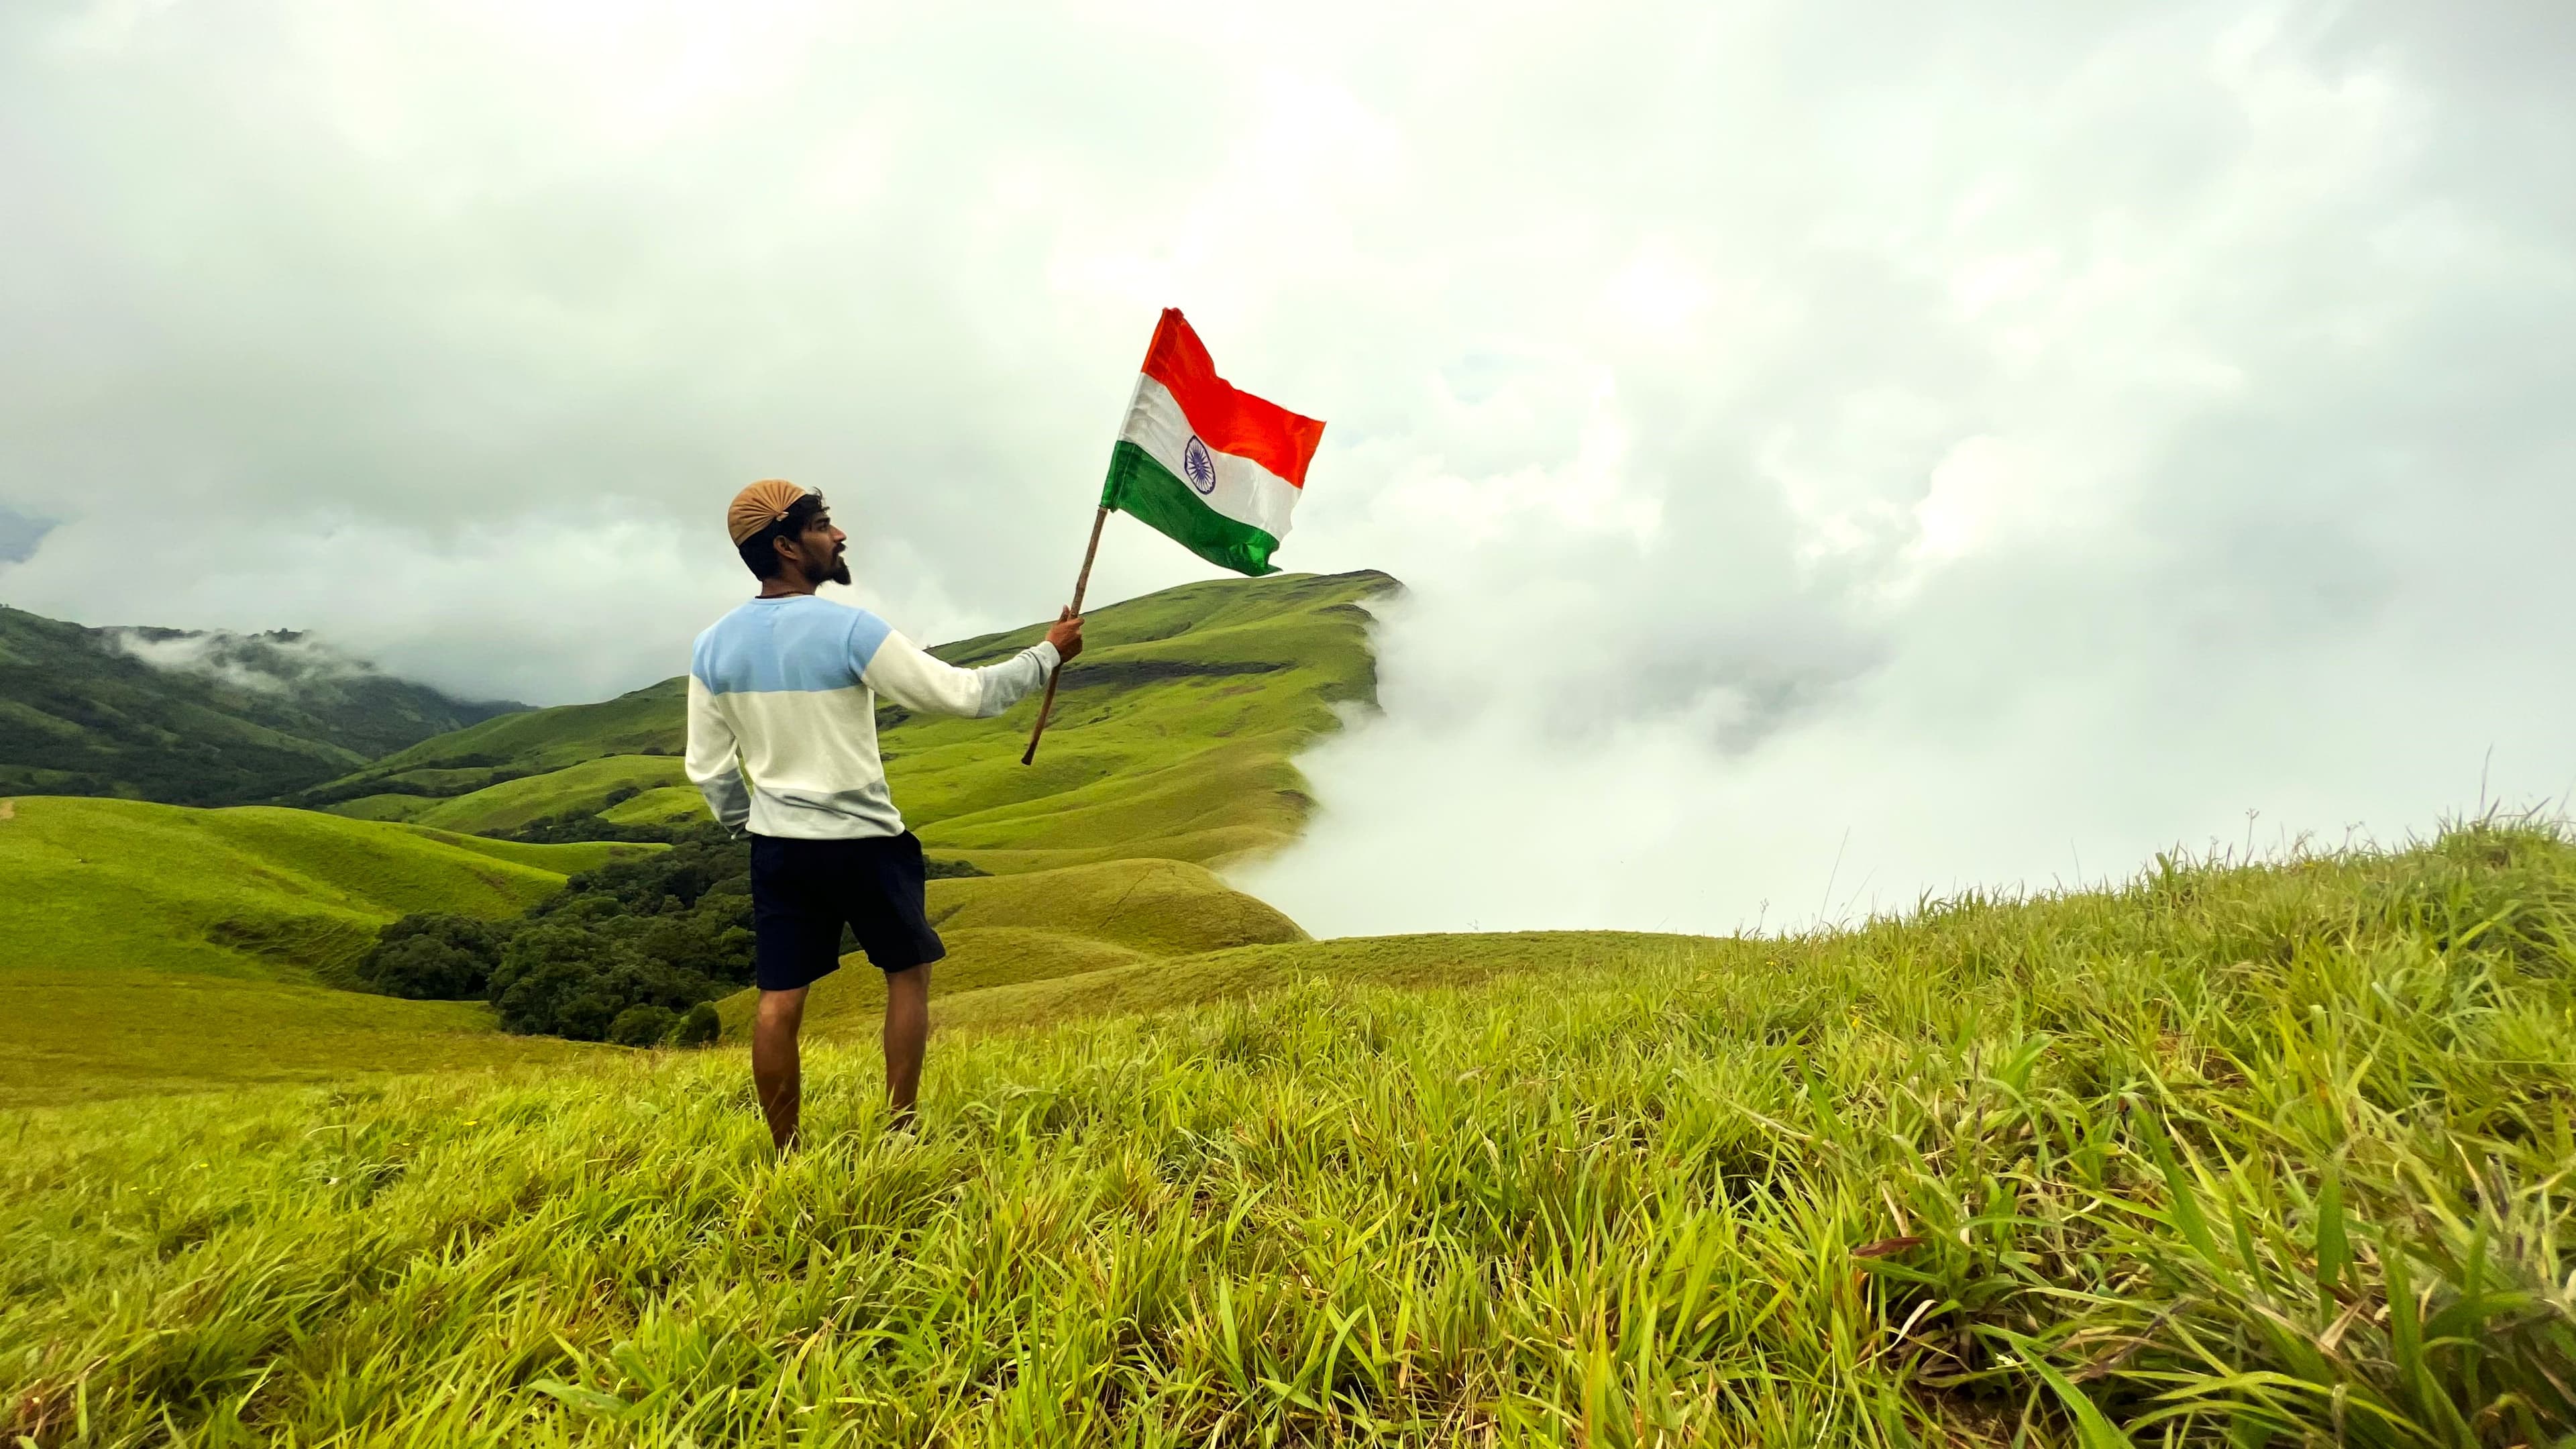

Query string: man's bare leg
[883,963,930,1128]
[752,987,808,1151]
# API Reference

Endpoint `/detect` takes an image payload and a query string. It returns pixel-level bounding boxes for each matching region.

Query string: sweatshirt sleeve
[684,674,753,832]
[863,628,1061,719]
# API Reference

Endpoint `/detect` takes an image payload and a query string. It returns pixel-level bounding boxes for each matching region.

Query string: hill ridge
[303,568,1401,872]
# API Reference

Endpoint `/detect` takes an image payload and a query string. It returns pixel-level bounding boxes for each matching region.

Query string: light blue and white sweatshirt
[686,594,1059,839]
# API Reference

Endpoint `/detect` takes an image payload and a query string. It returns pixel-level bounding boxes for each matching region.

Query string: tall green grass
[6,821,2573,1446]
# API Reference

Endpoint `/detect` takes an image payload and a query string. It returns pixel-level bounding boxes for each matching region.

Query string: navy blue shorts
[748,832,947,991]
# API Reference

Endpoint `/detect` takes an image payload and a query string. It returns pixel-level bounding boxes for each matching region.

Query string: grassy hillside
[889,569,1392,871]
[11,571,1393,1106]
[0,797,644,1105]
[313,678,688,800]
[600,784,712,826]
[328,755,693,834]
[303,569,1395,869]
[11,973,594,1112]
[929,928,1705,1035]
[926,857,1307,954]
[0,796,647,982]
[0,604,517,806]
[745,928,1723,1042]
[9,824,2571,1445]
[716,858,1313,1038]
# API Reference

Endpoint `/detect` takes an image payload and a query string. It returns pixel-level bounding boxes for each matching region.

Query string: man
[687,478,1082,1148]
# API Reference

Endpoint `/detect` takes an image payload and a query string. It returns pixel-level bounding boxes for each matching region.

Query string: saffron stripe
[1137,309,1325,487]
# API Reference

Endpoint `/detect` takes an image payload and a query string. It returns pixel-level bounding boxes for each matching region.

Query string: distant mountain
[0,605,524,806]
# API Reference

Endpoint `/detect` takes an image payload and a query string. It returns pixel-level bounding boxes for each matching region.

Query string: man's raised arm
[864,610,1084,719]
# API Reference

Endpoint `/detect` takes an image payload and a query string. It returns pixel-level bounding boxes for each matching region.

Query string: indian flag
[1099,310,1324,576]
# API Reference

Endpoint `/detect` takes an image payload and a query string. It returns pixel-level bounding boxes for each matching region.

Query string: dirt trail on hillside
[0,799,14,820]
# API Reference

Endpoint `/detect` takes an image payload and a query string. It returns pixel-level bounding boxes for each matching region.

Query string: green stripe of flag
[1099,440,1283,576]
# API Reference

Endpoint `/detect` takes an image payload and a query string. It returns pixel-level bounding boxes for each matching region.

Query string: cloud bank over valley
[4,0,2571,933]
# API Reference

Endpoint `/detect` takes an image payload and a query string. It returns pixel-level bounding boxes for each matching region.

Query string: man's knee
[883,963,930,1008]
[757,986,808,1032]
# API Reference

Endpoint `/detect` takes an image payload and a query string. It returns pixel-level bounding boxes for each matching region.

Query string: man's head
[729,479,849,588]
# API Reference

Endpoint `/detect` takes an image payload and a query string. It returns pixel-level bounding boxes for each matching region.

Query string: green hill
[9,825,2570,1445]
[0,604,520,806]
[928,927,1711,1034]
[8,570,1399,1105]
[717,857,1313,1038]
[309,678,689,806]
[0,797,647,1105]
[600,784,715,826]
[305,568,1397,868]
[325,755,693,834]
[885,569,1393,871]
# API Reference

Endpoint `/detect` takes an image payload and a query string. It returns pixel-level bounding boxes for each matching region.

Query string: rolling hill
[877,568,1393,871]
[6,570,1400,1104]
[328,755,692,833]
[303,568,1396,864]
[295,568,1400,1044]
[303,678,688,819]
[0,604,520,806]
[0,796,648,1106]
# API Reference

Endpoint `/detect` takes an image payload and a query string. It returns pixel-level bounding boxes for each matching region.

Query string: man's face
[782,510,851,586]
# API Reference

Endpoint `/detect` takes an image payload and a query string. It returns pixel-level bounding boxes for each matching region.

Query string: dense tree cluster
[500,797,683,845]
[356,826,754,1043]
[356,822,986,1044]
[358,914,508,1000]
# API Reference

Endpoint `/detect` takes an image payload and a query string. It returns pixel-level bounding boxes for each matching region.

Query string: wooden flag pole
[1020,504,1110,766]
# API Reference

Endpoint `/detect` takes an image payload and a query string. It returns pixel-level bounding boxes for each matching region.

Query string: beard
[824,551,852,586]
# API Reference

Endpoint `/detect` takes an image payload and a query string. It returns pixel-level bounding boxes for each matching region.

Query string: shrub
[669,1002,721,1046]
[361,935,489,1000]
[355,914,504,999]
[487,925,657,1038]
[607,1004,678,1047]
[356,824,758,1038]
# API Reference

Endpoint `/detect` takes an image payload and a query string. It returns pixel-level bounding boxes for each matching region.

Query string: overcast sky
[5,0,2571,934]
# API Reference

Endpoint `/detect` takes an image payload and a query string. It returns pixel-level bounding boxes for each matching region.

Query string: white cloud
[106,629,346,694]
[3,0,2571,931]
